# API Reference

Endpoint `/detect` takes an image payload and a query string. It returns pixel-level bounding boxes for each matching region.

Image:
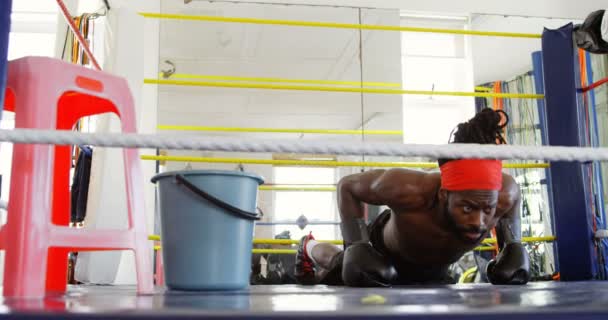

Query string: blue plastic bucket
[0,0,12,121]
[151,170,264,291]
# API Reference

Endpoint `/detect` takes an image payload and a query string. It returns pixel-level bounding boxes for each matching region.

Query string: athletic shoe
[294,232,316,285]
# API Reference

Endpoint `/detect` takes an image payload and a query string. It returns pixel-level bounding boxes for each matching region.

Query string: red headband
[440,159,503,191]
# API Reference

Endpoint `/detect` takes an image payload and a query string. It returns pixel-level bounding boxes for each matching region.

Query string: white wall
[155,1,402,239]
[156,1,402,135]
[400,16,475,145]
[74,0,160,285]
[471,15,582,85]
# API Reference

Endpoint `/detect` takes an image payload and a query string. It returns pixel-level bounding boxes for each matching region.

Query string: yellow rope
[144,79,544,99]
[496,236,556,243]
[149,235,555,245]
[157,125,403,136]
[458,267,479,283]
[154,246,530,253]
[138,13,541,39]
[150,236,554,253]
[163,73,401,88]
[252,249,298,254]
[249,236,556,245]
[141,155,550,170]
[475,246,497,252]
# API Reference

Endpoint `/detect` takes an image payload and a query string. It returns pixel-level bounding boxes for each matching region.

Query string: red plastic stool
[1,56,153,298]
[154,242,165,286]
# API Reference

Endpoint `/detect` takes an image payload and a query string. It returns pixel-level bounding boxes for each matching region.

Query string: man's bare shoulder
[378,168,441,210]
[498,173,521,212]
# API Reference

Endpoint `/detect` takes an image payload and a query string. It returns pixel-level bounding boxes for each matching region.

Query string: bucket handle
[174,174,262,221]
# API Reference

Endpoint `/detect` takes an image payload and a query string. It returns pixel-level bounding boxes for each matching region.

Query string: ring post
[542,23,597,280]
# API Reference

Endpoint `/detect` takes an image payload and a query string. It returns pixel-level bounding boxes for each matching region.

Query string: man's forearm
[337,181,369,246]
[338,184,366,221]
[496,212,522,250]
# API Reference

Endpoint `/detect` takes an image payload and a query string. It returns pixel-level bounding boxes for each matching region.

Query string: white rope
[2,128,608,161]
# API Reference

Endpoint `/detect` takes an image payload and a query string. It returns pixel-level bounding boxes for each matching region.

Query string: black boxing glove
[340,219,397,287]
[574,10,608,54]
[342,242,398,287]
[486,242,531,285]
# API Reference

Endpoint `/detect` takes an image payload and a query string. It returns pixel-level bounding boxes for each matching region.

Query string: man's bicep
[339,170,388,206]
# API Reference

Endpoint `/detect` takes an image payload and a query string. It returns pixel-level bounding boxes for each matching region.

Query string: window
[0,4,59,203]
[401,15,475,145]
[272,167,337,240]
[9,10,58,59]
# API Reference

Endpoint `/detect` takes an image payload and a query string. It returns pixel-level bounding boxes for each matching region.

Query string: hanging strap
[174,174,262,221]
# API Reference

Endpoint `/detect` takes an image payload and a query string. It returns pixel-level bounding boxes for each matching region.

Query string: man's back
[382,170,519,269]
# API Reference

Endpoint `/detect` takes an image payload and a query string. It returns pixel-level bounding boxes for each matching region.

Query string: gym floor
[1,282,608,319]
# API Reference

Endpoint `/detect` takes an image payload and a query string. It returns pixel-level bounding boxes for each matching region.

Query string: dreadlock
[438,108,509,167]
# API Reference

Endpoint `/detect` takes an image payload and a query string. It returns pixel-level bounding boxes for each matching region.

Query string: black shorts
[319,209,455,286]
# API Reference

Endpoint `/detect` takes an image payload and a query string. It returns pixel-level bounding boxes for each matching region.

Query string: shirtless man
[294,108,530,286]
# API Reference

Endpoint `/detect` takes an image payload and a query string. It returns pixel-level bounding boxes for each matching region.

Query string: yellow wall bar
[141,155,550,170]
[155,247,496,253]
[485,236,556,244]
[155,246,496,253]
[164,73,401,88]
[157,125,403,136]
[249,236,556,246]
[138,13,541,39]
[149,235,555,244]
[253,239,343,245]
[144,79,544,99]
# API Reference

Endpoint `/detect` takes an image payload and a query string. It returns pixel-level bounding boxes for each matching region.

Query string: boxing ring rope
[144,78,544,99]
[138,12,542,38]
[157,125,404,136]
[580,77,608,93]
[142,155,549,170]
[148,235,557,254]
[2,127,606,237]
[4,128,608,161]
